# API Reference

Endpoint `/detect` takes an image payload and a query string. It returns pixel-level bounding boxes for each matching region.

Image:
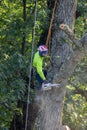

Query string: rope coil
[46,0,57,50]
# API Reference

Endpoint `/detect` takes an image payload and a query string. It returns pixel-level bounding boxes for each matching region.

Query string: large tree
[30,0,87,130]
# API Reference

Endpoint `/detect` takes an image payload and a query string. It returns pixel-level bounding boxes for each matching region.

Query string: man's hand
[43,80,48,84]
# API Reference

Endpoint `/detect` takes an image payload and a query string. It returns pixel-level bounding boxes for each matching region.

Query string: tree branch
[68,81,87,101]
[59,24,87,48]
[0,102,12,110]
[53,24,87,85]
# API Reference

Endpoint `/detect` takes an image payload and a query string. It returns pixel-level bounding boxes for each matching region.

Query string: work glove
[43,80,48,84]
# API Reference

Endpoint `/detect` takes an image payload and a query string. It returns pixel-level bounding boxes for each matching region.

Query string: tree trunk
[29,0,87,130]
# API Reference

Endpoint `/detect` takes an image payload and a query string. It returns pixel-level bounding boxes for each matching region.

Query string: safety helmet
[38,45,48,56]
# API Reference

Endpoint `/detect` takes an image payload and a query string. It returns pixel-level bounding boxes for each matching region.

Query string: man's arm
[36,61,46,81]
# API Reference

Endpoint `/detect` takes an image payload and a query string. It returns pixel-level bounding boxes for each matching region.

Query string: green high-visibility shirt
[33,51,46,80]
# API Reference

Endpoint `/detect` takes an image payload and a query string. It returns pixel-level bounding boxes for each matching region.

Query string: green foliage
[63,86,87,130]
[0,0,50,56]
[0,0,49,129]
[0,53,28,129]
[75,0,87,38]
[75,17,87,38]
[77,0,87,17]
[63,56,87,130]
[0,0,23,56]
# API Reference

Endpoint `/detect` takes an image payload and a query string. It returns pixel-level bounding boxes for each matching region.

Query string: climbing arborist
[32,45,60,92]
[33,45,51,91]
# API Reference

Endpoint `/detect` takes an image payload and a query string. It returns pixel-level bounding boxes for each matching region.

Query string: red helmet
[38,45,48,52]
[38,45,48,56]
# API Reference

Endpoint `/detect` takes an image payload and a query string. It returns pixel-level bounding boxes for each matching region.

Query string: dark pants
[36,70,47,90]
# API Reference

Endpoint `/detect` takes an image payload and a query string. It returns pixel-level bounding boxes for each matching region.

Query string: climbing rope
[24,0,38,130]
[46,0,57,52]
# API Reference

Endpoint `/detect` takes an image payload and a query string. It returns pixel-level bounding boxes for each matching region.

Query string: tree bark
[30,0,87,130]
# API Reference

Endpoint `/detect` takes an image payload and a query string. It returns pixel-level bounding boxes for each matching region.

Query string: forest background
[0,0,87,130]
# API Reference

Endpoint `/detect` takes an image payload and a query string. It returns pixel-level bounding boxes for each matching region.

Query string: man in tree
[33,45,59,91]
[33,45,52,91]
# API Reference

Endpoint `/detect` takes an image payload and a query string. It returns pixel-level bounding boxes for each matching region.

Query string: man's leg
[36,73,43,90]
[43,69,47,78]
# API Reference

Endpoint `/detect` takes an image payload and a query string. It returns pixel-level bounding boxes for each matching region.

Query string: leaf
[4,0,8,7]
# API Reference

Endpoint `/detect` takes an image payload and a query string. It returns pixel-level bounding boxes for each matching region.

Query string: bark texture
[31,0,87,130]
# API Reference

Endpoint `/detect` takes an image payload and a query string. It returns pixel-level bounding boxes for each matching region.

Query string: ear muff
[39,51,48,56]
